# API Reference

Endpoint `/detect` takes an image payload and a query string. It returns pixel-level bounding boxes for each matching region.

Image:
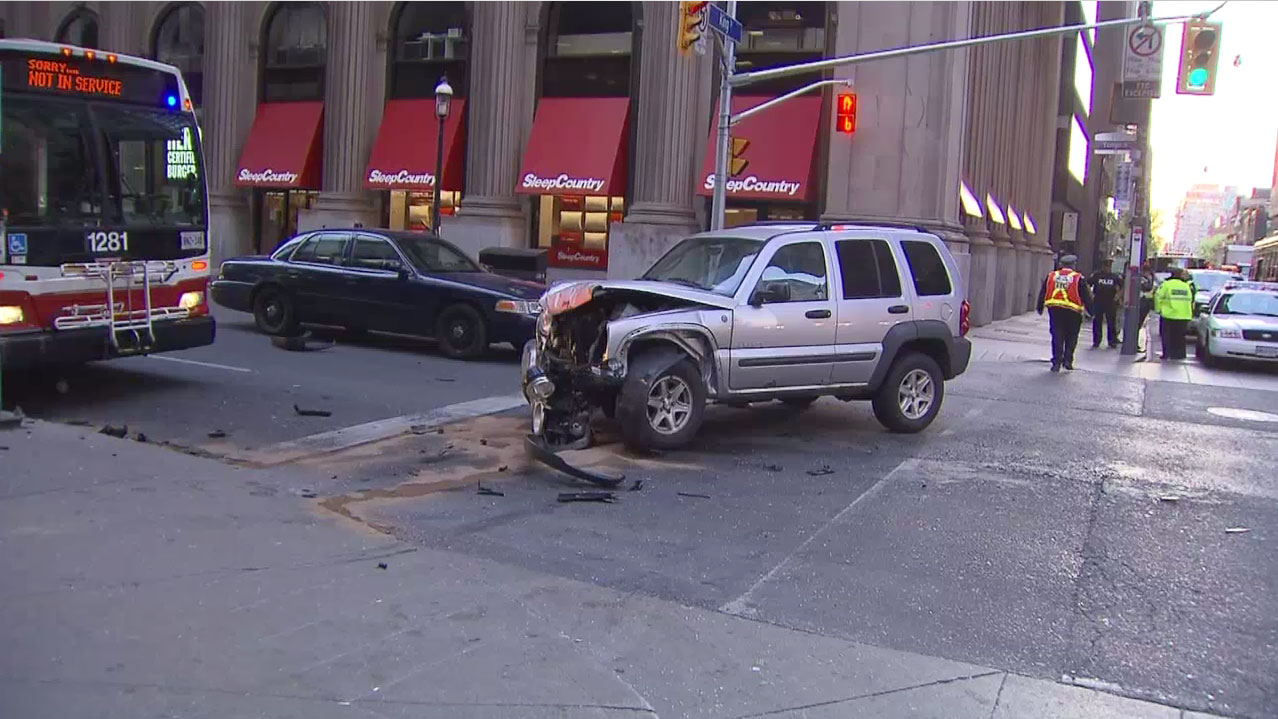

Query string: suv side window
[757,241,829,302]
[349,235,403,272]
[835,239,903,299]
[901,240,952,296]
[291,232,349,266]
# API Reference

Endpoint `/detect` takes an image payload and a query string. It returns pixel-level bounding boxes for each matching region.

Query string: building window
[261,3,327,103]
[153,3,205,107]
[541,2,635,98]
[390,2,468,99]
[55,8,99,49]
[735,2,827,94]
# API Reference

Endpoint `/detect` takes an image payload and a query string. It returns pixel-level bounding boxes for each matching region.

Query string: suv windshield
[1216,292,1278,317]
[393,235,481,273]
[642,236,765,296]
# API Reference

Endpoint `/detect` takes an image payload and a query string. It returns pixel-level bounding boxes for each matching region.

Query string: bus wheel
[254,287,299,336]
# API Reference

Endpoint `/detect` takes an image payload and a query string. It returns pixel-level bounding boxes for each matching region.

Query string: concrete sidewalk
[968,311,1278,392]
[1,419,1231,718]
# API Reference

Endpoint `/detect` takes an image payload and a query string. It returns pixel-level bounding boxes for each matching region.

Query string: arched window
[153,3,206,106]
[390,2,468,99]
[735,2,828,93]
[55,8,99,49]
[260,3,327,102]
[541,2,636,98]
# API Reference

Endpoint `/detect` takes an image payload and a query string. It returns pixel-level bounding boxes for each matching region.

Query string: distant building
[1172,184,1238,254]
[1222,188,1271,247]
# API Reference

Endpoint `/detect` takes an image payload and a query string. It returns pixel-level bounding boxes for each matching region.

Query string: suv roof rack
[813,221,932,234]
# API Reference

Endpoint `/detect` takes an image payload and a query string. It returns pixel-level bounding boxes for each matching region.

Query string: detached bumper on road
[0,316,216,371]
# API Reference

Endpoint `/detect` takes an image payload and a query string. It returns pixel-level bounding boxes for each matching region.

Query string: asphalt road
[1,305,524,452]
[311,359,1278,719]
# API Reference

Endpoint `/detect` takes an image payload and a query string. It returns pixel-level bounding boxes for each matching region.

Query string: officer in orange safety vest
[1035,254,1095,372]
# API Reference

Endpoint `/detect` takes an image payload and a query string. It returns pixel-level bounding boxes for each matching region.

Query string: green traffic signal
[1188,67,1209,87]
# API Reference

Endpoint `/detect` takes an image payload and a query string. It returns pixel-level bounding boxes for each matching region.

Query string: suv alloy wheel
[871,352,945,433]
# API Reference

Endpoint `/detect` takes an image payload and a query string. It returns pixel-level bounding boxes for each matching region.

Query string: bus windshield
[1,94,206,229]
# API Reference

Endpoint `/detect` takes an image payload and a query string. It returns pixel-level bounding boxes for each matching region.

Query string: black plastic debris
[806,465,835,476]
[410,424,431,435]
[293,404,332,418]
[436,378,457,383]
[629,479,644,492]
[497,465,508,473]
[299,489,318,499]
[524,435,624,487]
[377,562,389,570]
[99,424,128,438]
[558,491,616,503]
[133,432,148,443]
[763,463,783,472]
[207,429,228,439]
[479,438,489,446]
[677,492,711,499]
[477,483,505,497]
[271,332,334,352]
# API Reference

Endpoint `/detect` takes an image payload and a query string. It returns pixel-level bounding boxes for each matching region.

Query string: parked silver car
[520,223,973,452]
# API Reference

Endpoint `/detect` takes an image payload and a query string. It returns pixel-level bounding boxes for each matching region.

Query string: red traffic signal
[835,92,857,134]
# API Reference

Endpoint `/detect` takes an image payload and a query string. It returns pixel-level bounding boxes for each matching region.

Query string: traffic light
[835,92,857,134]
[730,137,749,176]
[1176,19,1222,95]
[679,1,708,55]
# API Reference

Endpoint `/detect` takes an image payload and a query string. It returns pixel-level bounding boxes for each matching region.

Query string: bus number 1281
[86,231,129,254]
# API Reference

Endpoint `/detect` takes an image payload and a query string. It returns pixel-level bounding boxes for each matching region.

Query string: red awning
[697,94,822,202]
[364,99,467,192]
[515,97,630,197]
[235,102,324,188]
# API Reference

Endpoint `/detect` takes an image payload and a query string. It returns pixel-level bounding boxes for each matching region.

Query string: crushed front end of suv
[520,223,973,456]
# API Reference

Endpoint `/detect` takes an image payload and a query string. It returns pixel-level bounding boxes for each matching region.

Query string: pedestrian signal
[835,92,857,134]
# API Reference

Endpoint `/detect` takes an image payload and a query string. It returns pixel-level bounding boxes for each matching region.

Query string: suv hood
[546,279,736,314]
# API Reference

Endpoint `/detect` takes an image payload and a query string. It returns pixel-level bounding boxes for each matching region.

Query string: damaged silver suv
[520,222,972,453]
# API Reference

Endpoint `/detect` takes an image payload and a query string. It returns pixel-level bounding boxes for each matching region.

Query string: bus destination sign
[1,49,178,106]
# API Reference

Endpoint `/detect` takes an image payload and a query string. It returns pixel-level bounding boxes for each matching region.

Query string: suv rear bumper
[950,337,972,378]
[0,316,216,371]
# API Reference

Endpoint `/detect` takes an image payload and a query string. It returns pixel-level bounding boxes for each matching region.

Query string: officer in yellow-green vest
[1154,267,1194,360]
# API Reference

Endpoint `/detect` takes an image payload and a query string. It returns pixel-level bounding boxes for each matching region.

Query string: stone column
[989,3,1016,321]
[607,0,706,280]
[963,2,998,327]
[99,2,144,56]
[203,1,256,263]
[1034,2,1066,283]
[448,1,533,257]
[1009,5,1035,315]
[823,1,971,282]
[303,1,380,231]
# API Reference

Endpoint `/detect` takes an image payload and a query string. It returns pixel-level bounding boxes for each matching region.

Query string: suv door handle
[805,309,832,319]
[888,305,910,314]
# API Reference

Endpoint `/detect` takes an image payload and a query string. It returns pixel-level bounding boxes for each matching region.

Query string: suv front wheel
[872,352,945,433]
[616,353,706,451]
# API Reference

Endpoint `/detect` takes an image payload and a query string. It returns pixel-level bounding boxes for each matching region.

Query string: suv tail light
[959,299,971,336]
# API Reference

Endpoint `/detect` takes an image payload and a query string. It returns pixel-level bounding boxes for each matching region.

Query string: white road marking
[148,355,253,373]
[719,457,920,617]
[231,393,527,467]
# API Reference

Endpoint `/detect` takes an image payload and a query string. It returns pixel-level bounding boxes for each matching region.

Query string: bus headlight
[179,291,205,310]
[0,306,25,325]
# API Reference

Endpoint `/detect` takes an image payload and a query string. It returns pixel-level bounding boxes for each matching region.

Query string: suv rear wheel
[616,353,706,451]
[872,352,944,433]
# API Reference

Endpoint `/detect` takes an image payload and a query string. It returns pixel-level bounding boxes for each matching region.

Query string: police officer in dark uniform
[1087,265,1124,348]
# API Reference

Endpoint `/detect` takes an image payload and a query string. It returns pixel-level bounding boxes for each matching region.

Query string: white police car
[1193,281,1278,366]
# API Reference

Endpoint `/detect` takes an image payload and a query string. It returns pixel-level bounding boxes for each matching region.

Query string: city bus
[0,39,214,372]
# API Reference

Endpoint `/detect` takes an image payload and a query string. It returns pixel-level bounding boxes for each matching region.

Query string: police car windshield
[1216,292,1278,317]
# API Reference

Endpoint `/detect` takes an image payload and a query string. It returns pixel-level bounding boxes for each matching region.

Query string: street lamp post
[431,75,453,235]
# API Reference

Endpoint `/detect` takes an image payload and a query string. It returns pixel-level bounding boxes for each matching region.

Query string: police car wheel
[872,352,945,433]
[1197,337,1219,368]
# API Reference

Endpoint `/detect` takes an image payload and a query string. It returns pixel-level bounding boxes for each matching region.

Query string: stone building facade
[0,0,1130,327]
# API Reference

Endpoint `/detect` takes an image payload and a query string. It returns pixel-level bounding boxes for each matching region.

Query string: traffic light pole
[709,0,737,232]
[1120,123,1152,357]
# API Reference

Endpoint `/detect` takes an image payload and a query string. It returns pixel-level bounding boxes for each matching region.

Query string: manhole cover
[1207,407,1278,423]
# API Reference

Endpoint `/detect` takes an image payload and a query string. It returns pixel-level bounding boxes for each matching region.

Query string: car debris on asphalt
[207,429,228,439]
[557,491,617,503]
[806,465,834,476]
[477,483,505,497]
[293,404,332,418]
[677,492,711,499]
[524,434,624,487]
[99,424,128,438]
[1225,527,1251,534]
[271,332,334,352]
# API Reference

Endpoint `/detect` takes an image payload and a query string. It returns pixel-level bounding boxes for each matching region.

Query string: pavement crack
[728,670,1004,719]
[988,673,1009,719]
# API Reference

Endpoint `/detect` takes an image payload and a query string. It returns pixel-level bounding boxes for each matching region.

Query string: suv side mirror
[750,280,791,306]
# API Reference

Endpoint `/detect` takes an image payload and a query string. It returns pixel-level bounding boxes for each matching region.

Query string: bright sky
[1148,1,1278,231]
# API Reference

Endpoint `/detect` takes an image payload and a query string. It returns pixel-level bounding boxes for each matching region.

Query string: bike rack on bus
[55,261,188,355]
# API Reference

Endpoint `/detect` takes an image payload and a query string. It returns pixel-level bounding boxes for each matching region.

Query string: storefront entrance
[254,189,319,254]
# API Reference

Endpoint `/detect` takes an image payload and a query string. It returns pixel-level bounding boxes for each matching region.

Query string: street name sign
[1122,23,1164,98]
[707,4,743,44]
